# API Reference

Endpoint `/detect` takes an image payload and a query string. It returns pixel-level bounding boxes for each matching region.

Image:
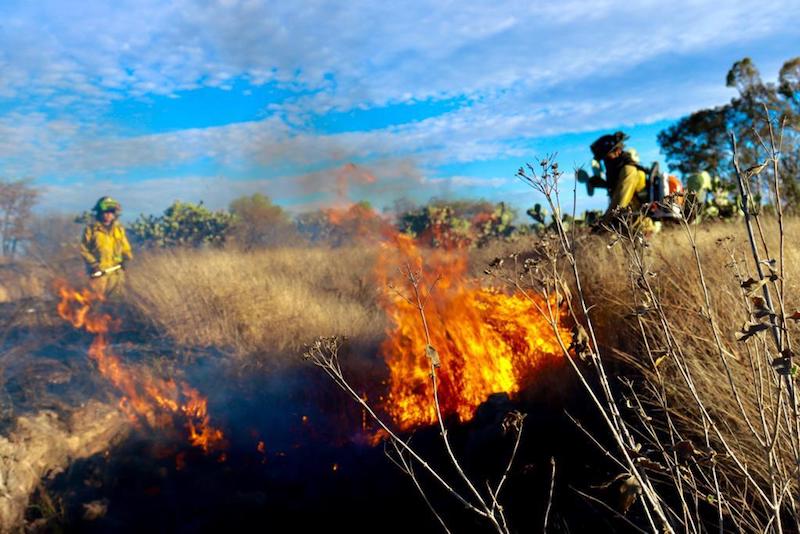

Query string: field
[0,214,798,532]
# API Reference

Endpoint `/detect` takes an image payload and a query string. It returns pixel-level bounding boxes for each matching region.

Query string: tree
[0,179,38,258]
[229,193,296,250]
[129,201,235,248]
[28,214,82,260]
[658,56,800,210]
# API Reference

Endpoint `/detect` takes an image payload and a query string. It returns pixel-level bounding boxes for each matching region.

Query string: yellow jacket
[609,164,647,210]
[80,221,133,271]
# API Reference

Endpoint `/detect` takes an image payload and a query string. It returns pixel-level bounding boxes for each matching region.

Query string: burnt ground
[3,300,644,533]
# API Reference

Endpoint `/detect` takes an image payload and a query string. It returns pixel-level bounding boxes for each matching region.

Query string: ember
[56,282,226,453]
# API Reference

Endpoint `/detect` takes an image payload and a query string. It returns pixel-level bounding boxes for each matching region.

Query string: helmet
[590,131,628,161]
[93,196,121,214]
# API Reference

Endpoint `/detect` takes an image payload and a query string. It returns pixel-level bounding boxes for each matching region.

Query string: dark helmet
[93,196,121,215]
[590,131,628,161]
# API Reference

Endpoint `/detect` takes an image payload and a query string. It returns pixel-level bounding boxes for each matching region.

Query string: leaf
[789,311,800,322]
[636,458,667,473]
[617,475,641,514]
[425,345,441,368]
[501,410,526,435]
[673,440,698,464]
[569,324,591,360]
[592,473,642,513]
[654,354,668,368]
[760,258,778,274]
[771,356,792,376]
[744,161,769,177]
[488,257,504,268]
[751,297,775,320]
[736,321,771,342]
[741,277,767,296]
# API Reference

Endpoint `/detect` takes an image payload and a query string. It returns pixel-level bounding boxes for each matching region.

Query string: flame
[56,282,226,453]
[324,202,394,243]
[377,233,570,431]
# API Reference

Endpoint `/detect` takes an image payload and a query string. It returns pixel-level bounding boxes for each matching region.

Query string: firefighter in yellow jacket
[80,196,133,296]
[589,131,654,232]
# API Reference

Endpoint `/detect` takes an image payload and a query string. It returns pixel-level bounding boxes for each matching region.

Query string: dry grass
[473,216,800,526]
[574,218,800,521]
[125,246,386,364]
[123,218,800,525]
[0,260,51,302]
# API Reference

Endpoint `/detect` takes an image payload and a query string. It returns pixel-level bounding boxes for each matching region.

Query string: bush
[295,201,388,246]
[398,200,517,248]
[229,194,297,250]
[129,201,234,248]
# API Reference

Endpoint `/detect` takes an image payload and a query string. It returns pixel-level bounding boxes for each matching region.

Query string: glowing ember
[56,282,226,453]
[377,233,570,431]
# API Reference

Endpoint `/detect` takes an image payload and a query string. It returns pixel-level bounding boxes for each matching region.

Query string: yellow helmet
[93,196,121,214]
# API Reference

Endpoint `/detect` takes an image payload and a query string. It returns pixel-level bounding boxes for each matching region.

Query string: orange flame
[56,282,226,453]
[377,233,570,431]
[324,202,394,243]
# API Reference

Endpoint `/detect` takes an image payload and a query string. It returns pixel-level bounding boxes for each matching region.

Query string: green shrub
[129,201,235,248]
[397,200,518,248]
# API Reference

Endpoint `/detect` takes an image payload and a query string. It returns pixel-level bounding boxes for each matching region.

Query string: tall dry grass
[123,215,800,528]
[125,246,386,363]
[573,218,800,527]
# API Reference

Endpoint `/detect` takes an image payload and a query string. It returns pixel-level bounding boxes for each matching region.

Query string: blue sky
[1,0,798,217]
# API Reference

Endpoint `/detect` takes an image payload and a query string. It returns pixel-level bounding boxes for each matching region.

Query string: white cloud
[1,0,796,112]
[0,75,740,186]
[3,0,799,213]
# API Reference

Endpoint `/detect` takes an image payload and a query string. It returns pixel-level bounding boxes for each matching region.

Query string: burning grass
[56,283,226,454]
[33,208,798,531]
[378,233,570,430]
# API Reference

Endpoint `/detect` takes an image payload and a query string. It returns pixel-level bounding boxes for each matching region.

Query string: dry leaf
[771,356,792,375]
[741,277,767,296]
[673,440,698,464]
[736,321,770,342]
[425,344,441,368]
[637,458,667,473]
[592,473,642,513]
[744,161,769,176]
[501,410,526,435]
[751,297,775,320]
[569,324,591,360]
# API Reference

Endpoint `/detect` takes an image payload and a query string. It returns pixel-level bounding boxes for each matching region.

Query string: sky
[1,0,799,217]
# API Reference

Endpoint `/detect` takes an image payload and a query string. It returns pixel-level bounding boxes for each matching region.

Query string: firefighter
[79,196,133,297]
[589,131,654,232]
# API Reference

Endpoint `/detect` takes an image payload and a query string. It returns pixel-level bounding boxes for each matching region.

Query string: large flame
[56,283,225,453]
[377,233,570,431]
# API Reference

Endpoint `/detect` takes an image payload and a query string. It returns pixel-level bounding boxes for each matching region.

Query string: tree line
[658,56,800,211]
[2,55,797,257]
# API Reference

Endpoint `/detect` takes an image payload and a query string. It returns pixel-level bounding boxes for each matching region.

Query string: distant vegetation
[658,56,800,212]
